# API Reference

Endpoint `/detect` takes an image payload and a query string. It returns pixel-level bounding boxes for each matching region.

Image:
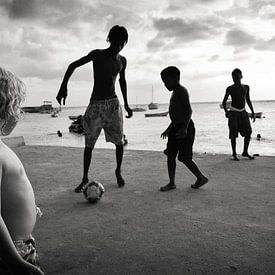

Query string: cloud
[255,35,275,51]
[225,27,275,52]
[225,28,256,47]
[0,0,38,19]
[209,54,219,62]
[147,16,220,51]
[258,4,275,21]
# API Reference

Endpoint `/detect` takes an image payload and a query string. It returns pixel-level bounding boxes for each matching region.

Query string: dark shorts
[165,120,195,161]
[228,111,252,139]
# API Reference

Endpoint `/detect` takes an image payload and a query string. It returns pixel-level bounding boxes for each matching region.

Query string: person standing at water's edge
[56,25,133,192]
[160,66,208,191]
[222,68,255,161]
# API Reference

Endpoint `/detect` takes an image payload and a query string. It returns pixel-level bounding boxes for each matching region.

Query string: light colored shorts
[83,97,124,148]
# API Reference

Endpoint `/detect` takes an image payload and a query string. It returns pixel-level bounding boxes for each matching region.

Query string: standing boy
[56,25,133,192]
[222,68,255,161]
[0,67,44,274]
[160,66,208,191]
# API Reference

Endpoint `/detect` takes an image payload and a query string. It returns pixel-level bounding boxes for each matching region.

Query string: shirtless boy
[222,68,255,161]
[56,25,132,192]
[160,66,208,191]
[0,67,44,274]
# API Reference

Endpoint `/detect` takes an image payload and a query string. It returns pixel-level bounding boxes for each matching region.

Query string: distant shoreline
[22,99,275,108]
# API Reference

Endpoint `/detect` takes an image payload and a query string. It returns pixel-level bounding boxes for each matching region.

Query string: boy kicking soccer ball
[160,66,208,191]
[0,67,44,274]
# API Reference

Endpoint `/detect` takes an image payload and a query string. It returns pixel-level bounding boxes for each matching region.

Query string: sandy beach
[13,145,275,275]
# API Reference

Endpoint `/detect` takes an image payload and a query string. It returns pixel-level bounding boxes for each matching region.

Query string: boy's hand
[250,112,256,123]
[176,129,187,139]
[225,110,229,118]
[161,129,169,139]
[56,84,67,106]
[124,105,133,119]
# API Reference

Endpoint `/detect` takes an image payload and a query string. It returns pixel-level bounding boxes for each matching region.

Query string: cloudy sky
[0,0,275,106]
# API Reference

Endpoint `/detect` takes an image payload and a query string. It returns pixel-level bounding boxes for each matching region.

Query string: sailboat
[148,86,158,110]
[132,96,146,112]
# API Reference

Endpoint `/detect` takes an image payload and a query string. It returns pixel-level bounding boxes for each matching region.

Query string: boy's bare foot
[74,180,88,193]
[242,152,255,159]
[115,170,125,187]
[231,154,239,161]
[191,176,208,189]
[160,183,176,192]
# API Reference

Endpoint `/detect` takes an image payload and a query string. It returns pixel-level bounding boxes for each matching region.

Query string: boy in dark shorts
[56,25,132,192]
[222,68,255,161]
[160,66,208,191]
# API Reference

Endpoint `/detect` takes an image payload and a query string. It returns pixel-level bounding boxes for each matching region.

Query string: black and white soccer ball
[83,181,105,203]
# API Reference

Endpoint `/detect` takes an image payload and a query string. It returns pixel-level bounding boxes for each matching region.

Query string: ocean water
[9,101,275,156]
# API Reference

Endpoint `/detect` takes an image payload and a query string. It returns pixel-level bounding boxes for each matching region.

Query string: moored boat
[219,102,263,118]
[68,115,84,134]
[145,111,168,117]
[148,86,158,110]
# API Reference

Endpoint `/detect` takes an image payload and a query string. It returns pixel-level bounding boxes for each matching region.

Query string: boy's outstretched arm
[56,52,95,106]
[119,57,132,119]
[245,86,255,122]
[0,167,44,274]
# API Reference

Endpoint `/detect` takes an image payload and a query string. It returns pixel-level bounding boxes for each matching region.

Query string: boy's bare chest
[230,86,246,99]
[95,55,123,76]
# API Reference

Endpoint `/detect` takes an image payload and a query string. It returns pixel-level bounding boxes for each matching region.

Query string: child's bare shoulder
[0,142,22,170]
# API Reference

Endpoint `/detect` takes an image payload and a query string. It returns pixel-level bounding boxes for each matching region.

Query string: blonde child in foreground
[0,67,44,274]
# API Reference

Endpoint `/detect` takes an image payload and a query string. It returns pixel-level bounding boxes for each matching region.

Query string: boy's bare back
[0,141,36,241]
[169,85,192,125]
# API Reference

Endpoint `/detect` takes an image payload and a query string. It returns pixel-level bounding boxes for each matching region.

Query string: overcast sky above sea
[0,0,275,106]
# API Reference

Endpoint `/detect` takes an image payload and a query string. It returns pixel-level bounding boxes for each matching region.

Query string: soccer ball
[83,181,105,203]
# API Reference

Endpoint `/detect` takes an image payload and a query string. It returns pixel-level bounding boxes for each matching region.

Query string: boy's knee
[178,157,192,164]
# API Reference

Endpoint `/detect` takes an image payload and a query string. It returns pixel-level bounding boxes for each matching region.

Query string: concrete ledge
[1,136,25,147]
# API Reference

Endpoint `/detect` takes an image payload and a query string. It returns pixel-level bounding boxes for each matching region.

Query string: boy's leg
[181,159,208,189]
[230,138,239,160]
[75,146,93,193]
[160,152,177,191]
[242,135,254,159]
[115,144,125,187]
[228,112,239,160]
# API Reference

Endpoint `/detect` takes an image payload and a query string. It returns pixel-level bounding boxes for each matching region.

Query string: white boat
[219,102,263,118]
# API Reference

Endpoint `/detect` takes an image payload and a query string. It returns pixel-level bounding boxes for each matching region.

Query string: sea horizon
[9,100,275,157]
[21,98,275,109]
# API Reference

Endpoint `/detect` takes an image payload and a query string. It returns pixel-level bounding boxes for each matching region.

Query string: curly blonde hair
[0,67,26,121]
